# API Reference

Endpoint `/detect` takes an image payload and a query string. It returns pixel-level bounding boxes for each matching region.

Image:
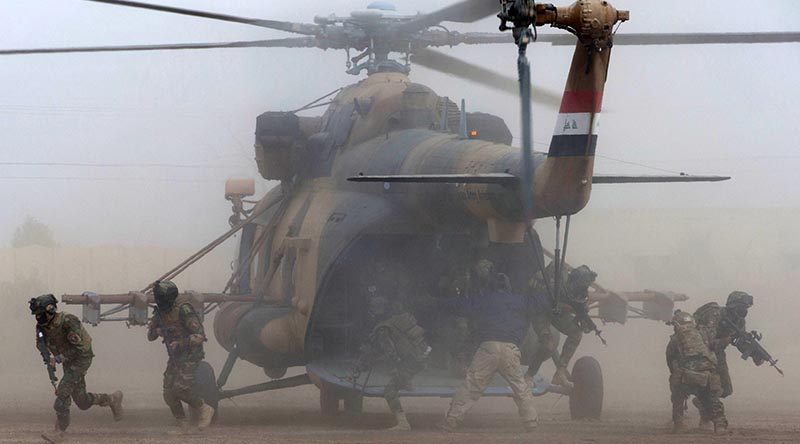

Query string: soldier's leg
[384,369,413,430]
[163,363,187,420]
[496,343,538,430]
[706,374,728,432]
[669,377,689,433]
[53,368,83,431]
[551,312,583,370]
[445,341,500,427]
[526,315,557,379]
[173,360,214,430]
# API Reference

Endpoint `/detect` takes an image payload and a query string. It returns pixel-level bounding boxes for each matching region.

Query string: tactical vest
[376,312,428,360]
[155,296,203,359]
[42,312,92,358]
[674,324,716,371]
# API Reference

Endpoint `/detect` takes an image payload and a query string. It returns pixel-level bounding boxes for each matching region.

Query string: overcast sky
[0,0,798,247]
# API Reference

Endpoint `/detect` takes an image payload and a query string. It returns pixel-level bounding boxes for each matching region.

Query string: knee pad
[53,396,70,415]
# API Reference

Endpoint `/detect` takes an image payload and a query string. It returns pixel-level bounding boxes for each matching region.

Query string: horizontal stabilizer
[592,174,730,184]
[347,173,518,184]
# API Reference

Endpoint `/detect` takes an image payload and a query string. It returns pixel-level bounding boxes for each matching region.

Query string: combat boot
[697,419,713,432]
[435,417,459,433]
[387,411,411,431]
[551,367,573,388]
[109,391,124,421]
[194,403,215,430]
[713,419,729,435]
[166,418,193,435]
[672,418,689,434]
[41,430,65,443]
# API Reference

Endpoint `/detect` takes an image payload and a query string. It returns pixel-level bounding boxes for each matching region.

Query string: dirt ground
[2,385,799,444]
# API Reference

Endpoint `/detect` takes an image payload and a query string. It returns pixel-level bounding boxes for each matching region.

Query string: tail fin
[534,42,610,217]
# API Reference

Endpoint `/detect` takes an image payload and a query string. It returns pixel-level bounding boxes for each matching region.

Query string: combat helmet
[568,265,597,287]
[670,309,695,327]
[153,280,179,311]
[726,291,753,308]
[29,294,58,325]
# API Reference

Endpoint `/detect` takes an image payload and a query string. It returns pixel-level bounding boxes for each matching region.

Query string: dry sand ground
[1,386,799,444]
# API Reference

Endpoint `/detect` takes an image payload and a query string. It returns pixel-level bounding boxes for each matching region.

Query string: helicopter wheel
[568,356,604,420]
[193,361,221,424]
[319,382,341,416]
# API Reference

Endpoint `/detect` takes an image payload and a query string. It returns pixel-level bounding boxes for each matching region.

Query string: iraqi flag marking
[559,90,604,113]
[553,112,599,136]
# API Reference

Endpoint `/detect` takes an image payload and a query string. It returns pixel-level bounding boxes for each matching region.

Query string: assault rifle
[35,327,58,388]
[572,303,607,346]
[721,317,784,376]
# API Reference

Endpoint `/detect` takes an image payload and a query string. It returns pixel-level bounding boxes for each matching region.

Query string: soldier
[357,295,429,431]
[525,263,598,388]
[29,294,123,443]
[437,259,537,433]
[666,310,727,434]
[693,291,759,428]
[147,280,214,434]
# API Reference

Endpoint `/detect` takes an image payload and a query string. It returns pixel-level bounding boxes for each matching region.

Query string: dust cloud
[2,207,797,418]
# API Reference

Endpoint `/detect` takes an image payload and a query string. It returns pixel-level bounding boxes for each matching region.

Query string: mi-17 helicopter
[6,0,799,421]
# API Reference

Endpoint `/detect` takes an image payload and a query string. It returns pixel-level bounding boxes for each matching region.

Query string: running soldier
[29,294,123,443]
[693,291,760,428]
[525,263,598,387]
[666,310,727,434]
[357,295,429,430]
[147,280,214,434]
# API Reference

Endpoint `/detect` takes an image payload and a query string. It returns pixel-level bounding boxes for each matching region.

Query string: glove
[167,341,183,355]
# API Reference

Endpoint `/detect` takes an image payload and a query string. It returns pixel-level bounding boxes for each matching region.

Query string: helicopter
[7,0,799,421]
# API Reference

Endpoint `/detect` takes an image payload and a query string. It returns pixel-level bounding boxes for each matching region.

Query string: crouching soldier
[29,294,123,443]
[666,310,727,434]
[357,295,429,431]
[147,280,214,434]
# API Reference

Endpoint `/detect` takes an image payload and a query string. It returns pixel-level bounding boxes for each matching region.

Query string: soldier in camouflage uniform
[357,295,429,431]
[147,280,214,434]
[525,263,597,388]
[29,294,123,443]
[692,291,758,429]
[666,310,727,434]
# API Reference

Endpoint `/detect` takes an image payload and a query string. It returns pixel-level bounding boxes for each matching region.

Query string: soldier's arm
[146,315,160,342]
[665,337,678,373]
[62,314,85,359]
[179,304,206,346]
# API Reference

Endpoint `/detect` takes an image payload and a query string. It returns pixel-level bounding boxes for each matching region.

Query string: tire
[319,383,340,416]
[193,361,220,423]
[569,356,603,420]
[343,392,363,414]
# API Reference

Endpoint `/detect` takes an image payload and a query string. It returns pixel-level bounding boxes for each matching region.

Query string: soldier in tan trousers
[436,260,537,432]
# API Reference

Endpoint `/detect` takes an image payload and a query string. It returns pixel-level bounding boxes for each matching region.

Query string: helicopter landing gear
[319,381,341,416]
[568,356,604,420]
[319,382,364,416]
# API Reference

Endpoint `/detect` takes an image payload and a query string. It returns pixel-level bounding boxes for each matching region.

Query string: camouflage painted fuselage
[214,35,612,371]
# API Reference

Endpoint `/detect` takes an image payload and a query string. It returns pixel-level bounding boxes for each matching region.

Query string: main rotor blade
[393,0,498,35]
[85,0,321,36]
[537,32,800,46]
[0,38,318,56]
[412,48,561,109]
